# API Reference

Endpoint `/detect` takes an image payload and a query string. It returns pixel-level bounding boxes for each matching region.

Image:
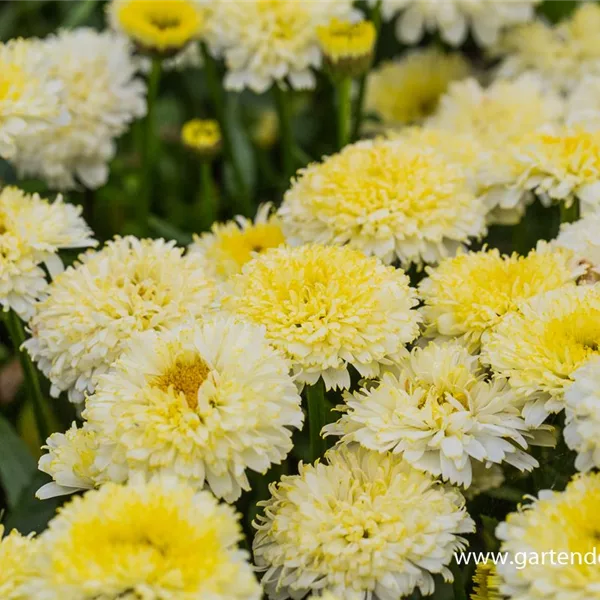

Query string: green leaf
[3,472,64,535]
[148,215,193,245]
[0,413,37,509]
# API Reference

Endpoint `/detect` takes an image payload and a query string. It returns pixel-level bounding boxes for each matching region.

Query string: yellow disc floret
[419,245,584,350]
[471,563,502,600]
[190,203,285,280]
[26,480,261,599]
[109,0,204,54]
[497,472,600,600]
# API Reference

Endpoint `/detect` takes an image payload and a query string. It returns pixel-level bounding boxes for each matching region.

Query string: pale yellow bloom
[82,316,303,502]
[253,444,474,599]
[555,212,600,278]
[0,525,36,600]
[26,480,261,599]
[496,472,600,600]
[471,563,502,600]
[223,244,421,390]
[419,244,584,350]
[279,138,486,267]
[365,49,470,129]
[482,286,600,427]
[189,203,285,280]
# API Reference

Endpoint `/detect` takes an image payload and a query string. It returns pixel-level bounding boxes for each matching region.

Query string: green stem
[559,197,580,224]
[141,58,162,234]
[4,311,50,443]
[336,77,353,150]
[273,84,295,182]
[200,44,250,213]
[351,0,382,141]
[451,560,468,600]
[306,379,328,462]
[197,161,217,230]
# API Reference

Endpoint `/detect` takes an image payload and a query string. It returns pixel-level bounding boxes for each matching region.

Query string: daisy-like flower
[12,28,146,191]
[26,480,261,600]
[0,37,68,160]
[364,48,470,130]
[223,244,421,390]
[317,18,376,78]
[482,285,600,427]
[496,472,600,600]
[107,0,205,55]
[253,444,474,600]
[555,212,600,281]
[428,75,563,220]
[189,203,285,280]
[496,4,600,92]
[0,186,96,321]
[206,0,358,92]
[513,127,600,214]
[279,139,486,267]
[81,317,303,502]
[0,525,36,600]
[25,236,216,404]
[325,342,538,488]
[566,75,600,132]
[564,357,600,473]
[181,118,222,159]
[418,244,584,351]
[37,423,101,500]
[471,563,502,600]
[370,0,539,47]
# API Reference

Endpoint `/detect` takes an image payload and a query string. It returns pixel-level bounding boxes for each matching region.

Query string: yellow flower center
[221,223,285,269]
[116,0,203,52]
[0,61,26,102]
[154,355,211,409]
[317,19,376,61]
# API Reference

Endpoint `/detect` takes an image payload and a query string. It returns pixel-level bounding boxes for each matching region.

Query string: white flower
[206,0,358,93]
[0,37,68,160]
[81,316,303,502]
[37,423,101,500]
[555,212,600,278]
[325,342,538,488]
[12,28,146,190]
[428,74,564,221]
[0,186,96,321]
[371,0,539,47]
[253,444,474,600]
[564,357,600,472]
[25,237,216,404]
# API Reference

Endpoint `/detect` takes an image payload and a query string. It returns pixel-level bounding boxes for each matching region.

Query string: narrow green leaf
[0,413,37,509]
[148,215,193,245]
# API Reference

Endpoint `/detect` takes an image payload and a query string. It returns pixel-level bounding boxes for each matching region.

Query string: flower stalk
[336,77,352,149]
[273,84,296,182]
[305,379,328,462]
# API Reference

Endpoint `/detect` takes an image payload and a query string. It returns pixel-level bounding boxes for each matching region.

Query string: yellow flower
[108,0,204,54]
[0,525,36,600]
[496,472,600,600]
[471,563,502,600]
[365,49,470,129]
[253,444,474,599]
[251,109,279,149]
[190,203,285,279]
[515,128,600,212]
[419,244,584,350]
[223,244,421,390]
[279,139,486,267]
[26,480,261,599]
[81,316,303,502]
[317,19,375,77]
[181,118,222,158]
[482,285,600,427]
